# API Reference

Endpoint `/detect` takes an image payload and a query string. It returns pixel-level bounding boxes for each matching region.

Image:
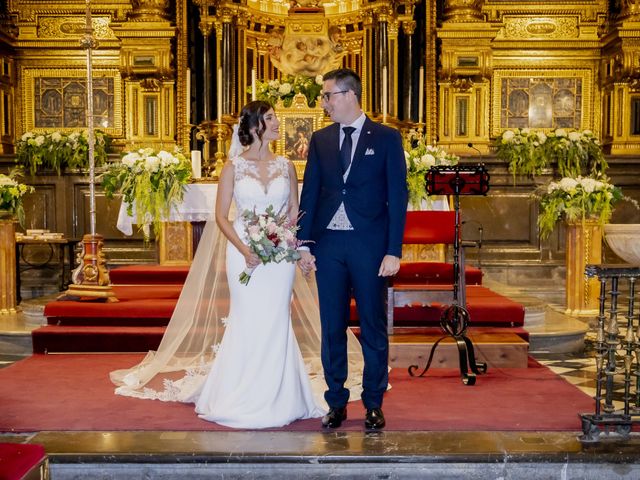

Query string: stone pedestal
[0,218,18,314]
[565,219,602,316]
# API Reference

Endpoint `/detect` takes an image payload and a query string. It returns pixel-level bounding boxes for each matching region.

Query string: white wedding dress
[192,156,324,427]
[110,155,364,429]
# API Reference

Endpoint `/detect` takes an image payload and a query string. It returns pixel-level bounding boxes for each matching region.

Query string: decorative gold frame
[21,68,123,136]
[491,69,593,137]
[275,93,326,178]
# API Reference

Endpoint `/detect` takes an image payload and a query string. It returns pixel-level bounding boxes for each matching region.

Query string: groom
[298,68,407,430]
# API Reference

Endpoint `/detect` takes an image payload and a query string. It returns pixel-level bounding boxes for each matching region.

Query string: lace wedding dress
[110,155,365,429]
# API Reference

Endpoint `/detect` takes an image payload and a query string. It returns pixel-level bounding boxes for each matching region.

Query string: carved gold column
[401,20,416,122]
[444,0,484,22]
[0,218,18,314]
[565,219,602,316]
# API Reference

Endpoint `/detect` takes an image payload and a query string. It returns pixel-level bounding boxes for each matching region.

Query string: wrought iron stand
[408,164,490,385]
[580,264,640,442]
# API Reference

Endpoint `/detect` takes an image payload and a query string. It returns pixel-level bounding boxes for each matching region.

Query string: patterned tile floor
[535,332,639,413]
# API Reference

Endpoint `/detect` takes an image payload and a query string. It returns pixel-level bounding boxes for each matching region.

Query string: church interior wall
[0,0,640,283]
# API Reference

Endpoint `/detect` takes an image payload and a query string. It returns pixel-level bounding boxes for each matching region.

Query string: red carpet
[0,354,593,432]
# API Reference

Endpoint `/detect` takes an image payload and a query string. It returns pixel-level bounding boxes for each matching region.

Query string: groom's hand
[378,255,400,277]
[298,250,317,276]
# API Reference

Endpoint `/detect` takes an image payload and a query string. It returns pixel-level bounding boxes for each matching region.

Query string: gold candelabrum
[197,120,231,179]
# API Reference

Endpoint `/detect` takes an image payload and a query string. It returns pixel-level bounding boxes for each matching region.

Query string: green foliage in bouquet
[403,130,459,210]
[253,74,323,108]
[0,168,34,227]
[101,148,192,240]
[16,130,110,175]
[495,128,607,181]
[536,176,627,239]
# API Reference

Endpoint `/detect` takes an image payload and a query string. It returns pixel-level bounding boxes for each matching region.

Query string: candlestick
[186,68,191,124]
[382,66,388,123]
[251,68,257,101]
[217,67,223,122]
[191,150,202,179]
[418,66,424,124]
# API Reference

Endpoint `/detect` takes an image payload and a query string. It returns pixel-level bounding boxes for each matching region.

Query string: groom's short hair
[323,69,362,104]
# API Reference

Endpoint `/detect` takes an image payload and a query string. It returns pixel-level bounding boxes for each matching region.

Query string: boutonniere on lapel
[365,148,375,156]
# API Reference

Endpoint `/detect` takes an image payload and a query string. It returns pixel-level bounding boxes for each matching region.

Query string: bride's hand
[243,248,261,269]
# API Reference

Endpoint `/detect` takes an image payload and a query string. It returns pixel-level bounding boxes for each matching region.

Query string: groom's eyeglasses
[321,90,349,102]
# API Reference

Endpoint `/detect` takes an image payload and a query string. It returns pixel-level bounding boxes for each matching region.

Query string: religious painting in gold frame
[491,69,593,137]
[274,93,325,178]
[21,68,123,136]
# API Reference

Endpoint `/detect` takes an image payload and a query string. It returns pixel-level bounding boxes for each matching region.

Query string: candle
[418,66,424,124]
[382,66,388,123]
[217,67,223,122]
[186,68,191,124]
[251,68,256,101]
[191,150,202,179]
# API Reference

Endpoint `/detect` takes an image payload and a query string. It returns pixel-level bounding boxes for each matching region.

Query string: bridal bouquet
[239,205,303,285]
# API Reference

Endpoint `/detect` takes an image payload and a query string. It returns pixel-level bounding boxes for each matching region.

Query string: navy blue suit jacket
[298,116,408,257]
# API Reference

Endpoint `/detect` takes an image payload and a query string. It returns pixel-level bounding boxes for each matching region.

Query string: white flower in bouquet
[21,132,34,141]
[34,135,45,146]
[403,130,459,210]
[315,74,323,85]
[278,83,292,95]
[268,79,280,89]
[50,131,62,142]
[555,128,567,138]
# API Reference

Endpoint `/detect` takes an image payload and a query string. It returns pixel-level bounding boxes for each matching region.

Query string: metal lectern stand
[408,164,490,385]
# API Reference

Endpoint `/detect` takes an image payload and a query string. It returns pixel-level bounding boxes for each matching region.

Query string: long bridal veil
[109,216,366,407]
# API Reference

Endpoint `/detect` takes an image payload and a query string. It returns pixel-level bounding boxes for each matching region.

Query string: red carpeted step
[32,325,165,353]
[109,265,190,285]
[0,443,47,480]
[395,262,482,285]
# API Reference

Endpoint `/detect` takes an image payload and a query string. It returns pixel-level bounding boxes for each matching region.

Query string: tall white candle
[217,67,223,122]
[382,66,388,123]
[418,66,424,124]
[191,150,202,179]
[251,68,257,101]
[186,68,191,124]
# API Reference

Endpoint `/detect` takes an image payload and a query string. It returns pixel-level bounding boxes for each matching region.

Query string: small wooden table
[15,238,79,304]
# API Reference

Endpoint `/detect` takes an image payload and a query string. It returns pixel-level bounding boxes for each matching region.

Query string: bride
[110,101,365,428]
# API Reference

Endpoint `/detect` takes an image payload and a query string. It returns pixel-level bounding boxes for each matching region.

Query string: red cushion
[394,262,482,285]
[403,211,455,244]
[0,443,46,480]
[350,286,524,327]
[109,265,190,285]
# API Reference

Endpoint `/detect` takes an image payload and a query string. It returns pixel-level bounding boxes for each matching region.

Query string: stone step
[389,332,528,369]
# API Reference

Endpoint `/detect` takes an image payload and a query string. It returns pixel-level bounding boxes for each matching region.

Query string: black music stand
[408,164,490,385]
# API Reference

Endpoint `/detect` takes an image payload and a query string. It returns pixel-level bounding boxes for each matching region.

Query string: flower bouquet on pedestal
[239,205,303,285]
[536,175,626,239]
[403,130,459,210]
[101,148,192,240]
[0,169,34,227]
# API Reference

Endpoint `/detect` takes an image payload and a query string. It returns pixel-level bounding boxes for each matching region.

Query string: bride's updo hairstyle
[237,100,273,147]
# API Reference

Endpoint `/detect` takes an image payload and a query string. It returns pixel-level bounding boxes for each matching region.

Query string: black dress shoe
[364,408,385,430]
[322,406,347,428]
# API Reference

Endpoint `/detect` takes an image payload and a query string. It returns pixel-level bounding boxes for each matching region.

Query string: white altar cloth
[116,184,218,235]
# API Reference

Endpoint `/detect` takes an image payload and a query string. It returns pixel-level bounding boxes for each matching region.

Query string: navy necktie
[340,126,356,173]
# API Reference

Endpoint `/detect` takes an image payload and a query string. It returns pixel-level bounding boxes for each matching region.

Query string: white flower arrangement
[536,175,628,239]
[253,74,323,108]
[496,128,606,180]
[403,130,459,209]
[101,148,192,240]
[16,130,110,175]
